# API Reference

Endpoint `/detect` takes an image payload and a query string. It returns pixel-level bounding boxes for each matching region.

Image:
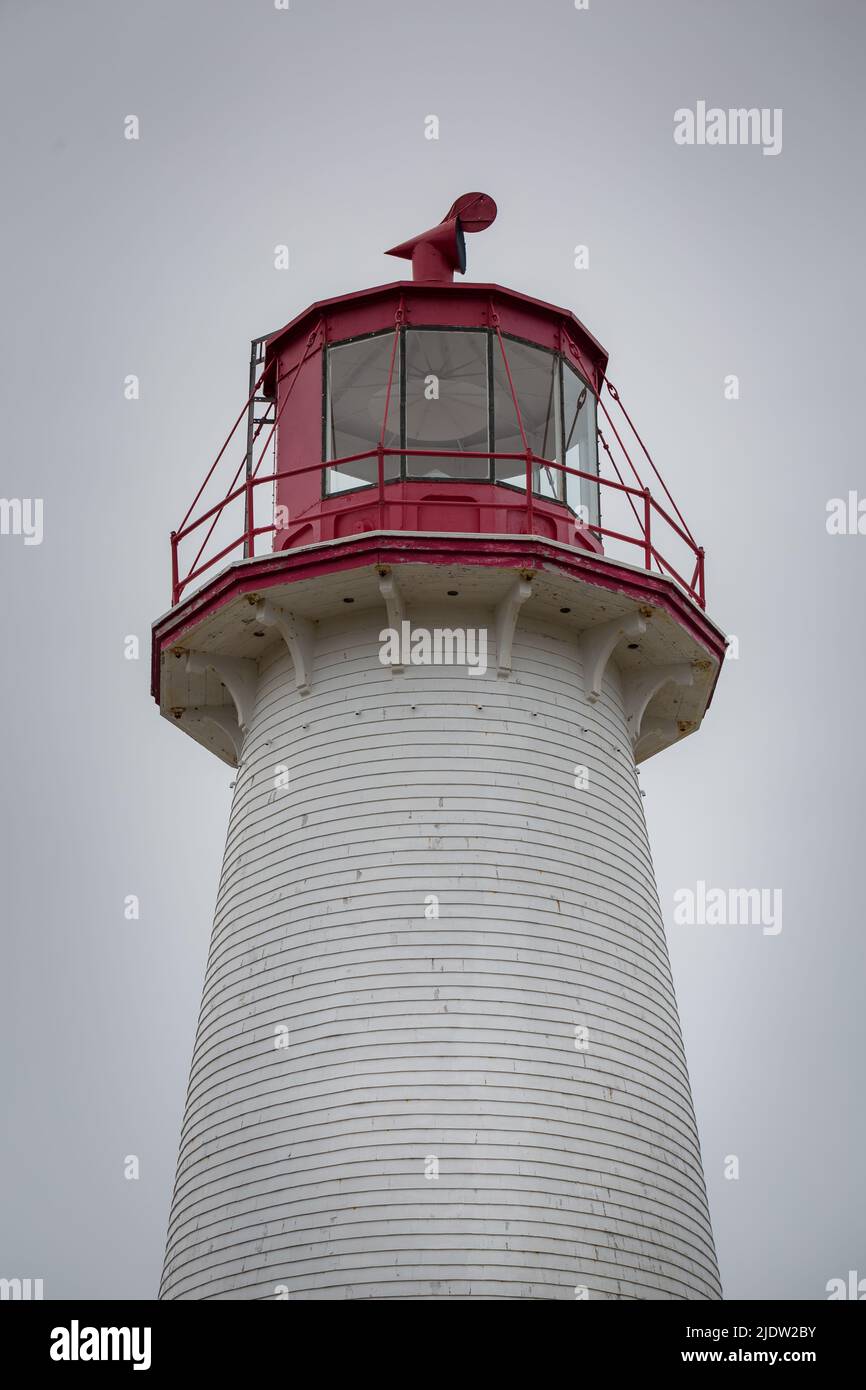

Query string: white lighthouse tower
[154,195,725,1300]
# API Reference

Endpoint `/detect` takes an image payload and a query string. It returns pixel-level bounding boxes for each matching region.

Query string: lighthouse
[154,194,726,1300]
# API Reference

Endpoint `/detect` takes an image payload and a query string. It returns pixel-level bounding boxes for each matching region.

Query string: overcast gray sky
[1,0,864,1299]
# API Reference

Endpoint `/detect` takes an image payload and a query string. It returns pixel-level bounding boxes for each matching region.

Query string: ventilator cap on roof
[385,191,497,282]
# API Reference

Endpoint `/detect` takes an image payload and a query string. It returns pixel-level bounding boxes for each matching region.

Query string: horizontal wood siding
[161,606,720,1300]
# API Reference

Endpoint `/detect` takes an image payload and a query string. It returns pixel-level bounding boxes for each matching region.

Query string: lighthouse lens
[404,330,490,479]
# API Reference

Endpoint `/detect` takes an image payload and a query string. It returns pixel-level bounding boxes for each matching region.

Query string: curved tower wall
[160,602,721,1301]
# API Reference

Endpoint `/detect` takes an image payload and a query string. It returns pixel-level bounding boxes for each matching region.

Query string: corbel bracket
[494,578,532,677]
[378,573,406,673]
[185,651,258,733]
[622,663,693,746]
[180,704,243,764]
[255,599,315,696]
[578,613,647,702]
[633,715,680,764]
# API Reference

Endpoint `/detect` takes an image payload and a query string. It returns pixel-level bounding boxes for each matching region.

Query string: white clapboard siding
[160,607,720,1300]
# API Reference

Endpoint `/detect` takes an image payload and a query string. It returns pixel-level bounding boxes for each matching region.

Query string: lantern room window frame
[321,324,600,525]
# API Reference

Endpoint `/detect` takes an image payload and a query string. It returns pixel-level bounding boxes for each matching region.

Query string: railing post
[525,449,534,534]
[377,444,385,529]
[698,546,706,606]
[170,531,180,606]
[246,479,255,558]
[643,489,652,571]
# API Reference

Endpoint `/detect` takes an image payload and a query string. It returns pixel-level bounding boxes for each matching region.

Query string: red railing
[169,323,706,611]
[170,444,705,609]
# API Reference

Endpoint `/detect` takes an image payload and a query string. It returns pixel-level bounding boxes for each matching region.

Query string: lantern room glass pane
[404,330,490,479]
[563,361,599,527]
[493,337,562,498]
[325,333,401,493]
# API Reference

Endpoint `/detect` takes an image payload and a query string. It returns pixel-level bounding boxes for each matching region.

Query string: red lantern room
[261,194,608,555]
[155,194,726,765]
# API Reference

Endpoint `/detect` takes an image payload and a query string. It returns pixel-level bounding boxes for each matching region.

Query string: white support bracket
[180,705,243,764]
[255,599,315,696]
[185,652,258,733]
[378,573,406,674]
[578,612,647,702]
[633,715,681,764]
[494,578,532,677]
[622,663,693,746]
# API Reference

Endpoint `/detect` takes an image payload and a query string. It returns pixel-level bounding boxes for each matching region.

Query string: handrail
[178,362,269,532]
[170,444,706,610]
